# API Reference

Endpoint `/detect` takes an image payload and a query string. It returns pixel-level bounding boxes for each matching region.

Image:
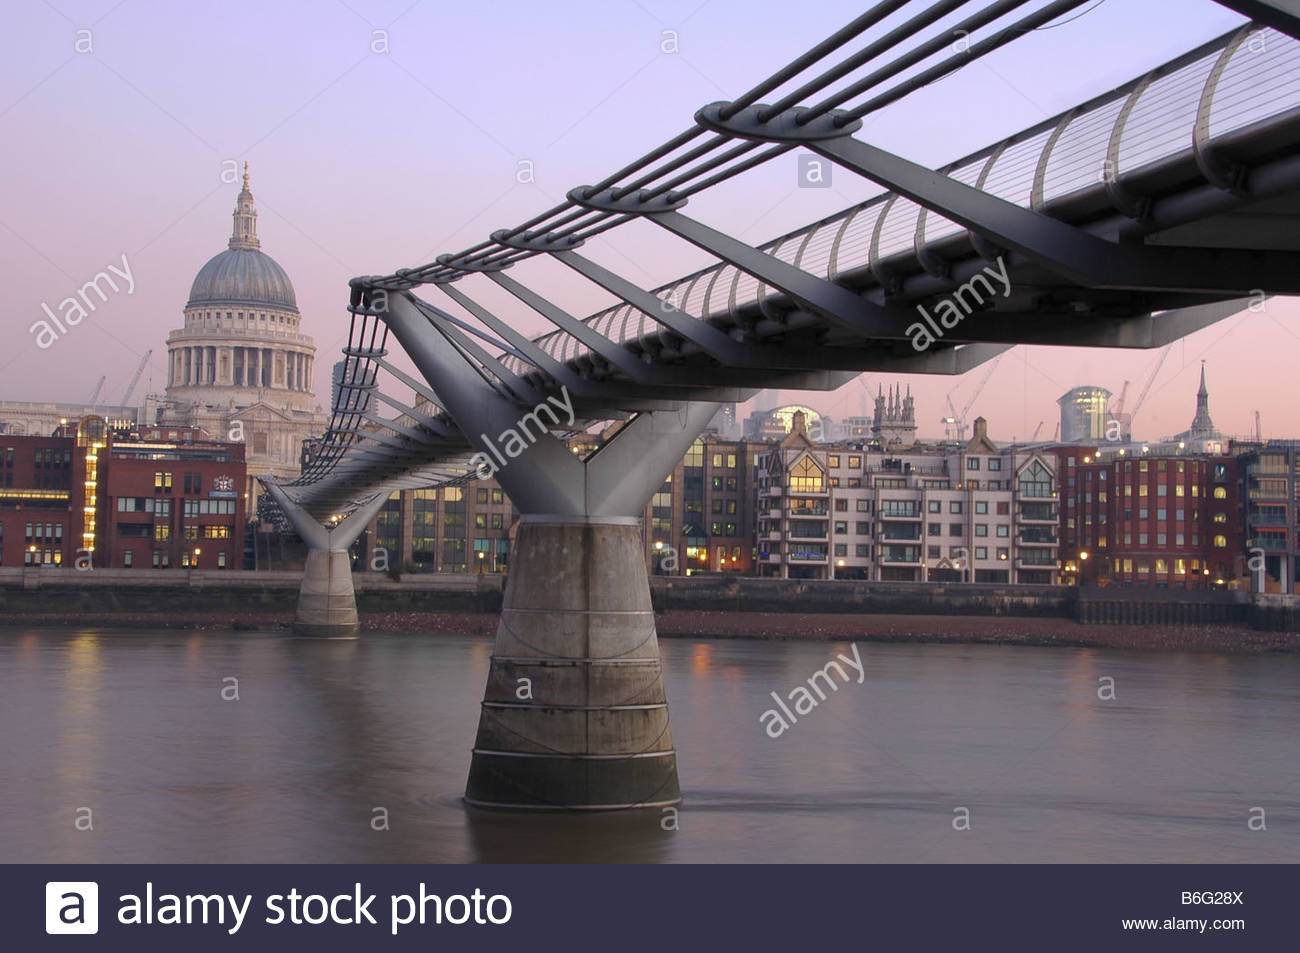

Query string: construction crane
[88,376,106,404]
[941,354,1004,442]
[1128,346,1172,431]
[119,349,152,406]
[1110,379,1130,418]
[1030,420,1044,441]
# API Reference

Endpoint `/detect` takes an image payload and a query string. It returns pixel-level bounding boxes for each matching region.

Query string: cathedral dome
[187,247,298,312]
[184,164,299,313]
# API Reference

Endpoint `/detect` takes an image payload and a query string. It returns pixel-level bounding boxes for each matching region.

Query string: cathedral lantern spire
[229,162,260,251]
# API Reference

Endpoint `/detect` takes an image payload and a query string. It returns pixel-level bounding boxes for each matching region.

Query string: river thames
[1,627,1296,863]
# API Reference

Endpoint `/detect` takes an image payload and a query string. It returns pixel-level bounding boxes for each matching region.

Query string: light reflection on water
[1,627,1297,863]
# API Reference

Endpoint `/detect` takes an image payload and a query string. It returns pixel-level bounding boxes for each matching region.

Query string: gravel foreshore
[3,609,1298,654]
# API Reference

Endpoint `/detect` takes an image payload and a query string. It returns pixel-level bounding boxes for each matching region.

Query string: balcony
[758,485,783,499]
[878,546,922,565]
[878,509,922,521]
[787,506,828,517]
[1252,536,1290,552]
[789,484,829,497]
[1017,528,1057,545]
[880,529,922,542]
[788,529,828,541]
[1016,507,1058,524]
[788,550,829,563]
[1017,553,1057,568]
[763,530,783,542]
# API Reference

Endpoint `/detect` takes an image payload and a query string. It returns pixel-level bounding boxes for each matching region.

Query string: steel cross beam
[1214,0,1300,38]
[570,186,918,338]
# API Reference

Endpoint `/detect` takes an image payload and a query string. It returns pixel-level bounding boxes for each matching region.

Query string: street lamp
[477,551,486,573]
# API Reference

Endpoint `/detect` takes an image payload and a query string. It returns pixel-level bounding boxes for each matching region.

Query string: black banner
[7,864,1291,950]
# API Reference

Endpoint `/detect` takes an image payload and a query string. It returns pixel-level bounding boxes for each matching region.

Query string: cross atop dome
[229,162,260,251]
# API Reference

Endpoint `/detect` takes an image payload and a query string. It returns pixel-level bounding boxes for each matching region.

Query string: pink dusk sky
[1,0,1293,442]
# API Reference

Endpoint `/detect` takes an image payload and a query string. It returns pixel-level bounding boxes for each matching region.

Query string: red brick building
[1055,446,1244,589]
[99,425,246,570]
[0,432,86,568]
[0,419,246,571]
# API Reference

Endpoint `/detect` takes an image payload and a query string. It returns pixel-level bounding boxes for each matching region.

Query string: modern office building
[1057,385,1112,443]
[641,433,765,575]
[743,403,826,441]
[755,413,1059,582]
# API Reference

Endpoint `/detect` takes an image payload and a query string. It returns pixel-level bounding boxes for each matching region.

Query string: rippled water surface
[2,627,1297,862]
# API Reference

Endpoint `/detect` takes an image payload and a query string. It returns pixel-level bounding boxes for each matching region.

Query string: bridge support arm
[262,481,392,638]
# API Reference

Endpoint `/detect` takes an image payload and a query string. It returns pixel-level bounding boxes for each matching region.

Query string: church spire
[229,162,260,251]
[1188,360,1217,435]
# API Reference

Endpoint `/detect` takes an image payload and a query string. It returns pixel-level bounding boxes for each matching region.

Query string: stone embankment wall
[1,567,1296,631]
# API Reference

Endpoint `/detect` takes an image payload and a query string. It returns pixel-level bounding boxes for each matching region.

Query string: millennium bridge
[262,0,1300,810]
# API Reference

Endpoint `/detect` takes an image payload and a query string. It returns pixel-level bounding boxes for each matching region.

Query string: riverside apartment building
[755,413,1059,583]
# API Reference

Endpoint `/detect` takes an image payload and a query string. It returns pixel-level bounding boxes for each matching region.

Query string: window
[476,488,488,503]
[1212,512,1226,523]
[1018,460,1052,498]
[996,547,1009,561]
[834,543,847,557]
[856,500,871,513]
[491,514,503,529]
[988,458,1002,471]
[975,546,988,559]
[492,489,504,504]
[790,457,823,493]
[856,521,870,534]
[475,514,486,528]
[928,500,942,513]
[996,525,1009,537]
[858,545,872,557]
[975,524,988,537]
[1213,487,1227,499]
[949,501,963,514]
[834,499,848,512]
[928,523,941,536]
[217,552,227,569]
[975,501,988,514]
[834,522,848,535]
[848,456,860,468]
[996,502,1009,515]
[1213,535,1227,548]
[949,523,964,536]
[123,550,133,568]
[967,458,980,470]
[928,545,941,559]
[828,455,840,468]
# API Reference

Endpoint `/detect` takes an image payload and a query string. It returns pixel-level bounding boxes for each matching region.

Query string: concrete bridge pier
[261,481,390,638]
[382,291,719,810]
